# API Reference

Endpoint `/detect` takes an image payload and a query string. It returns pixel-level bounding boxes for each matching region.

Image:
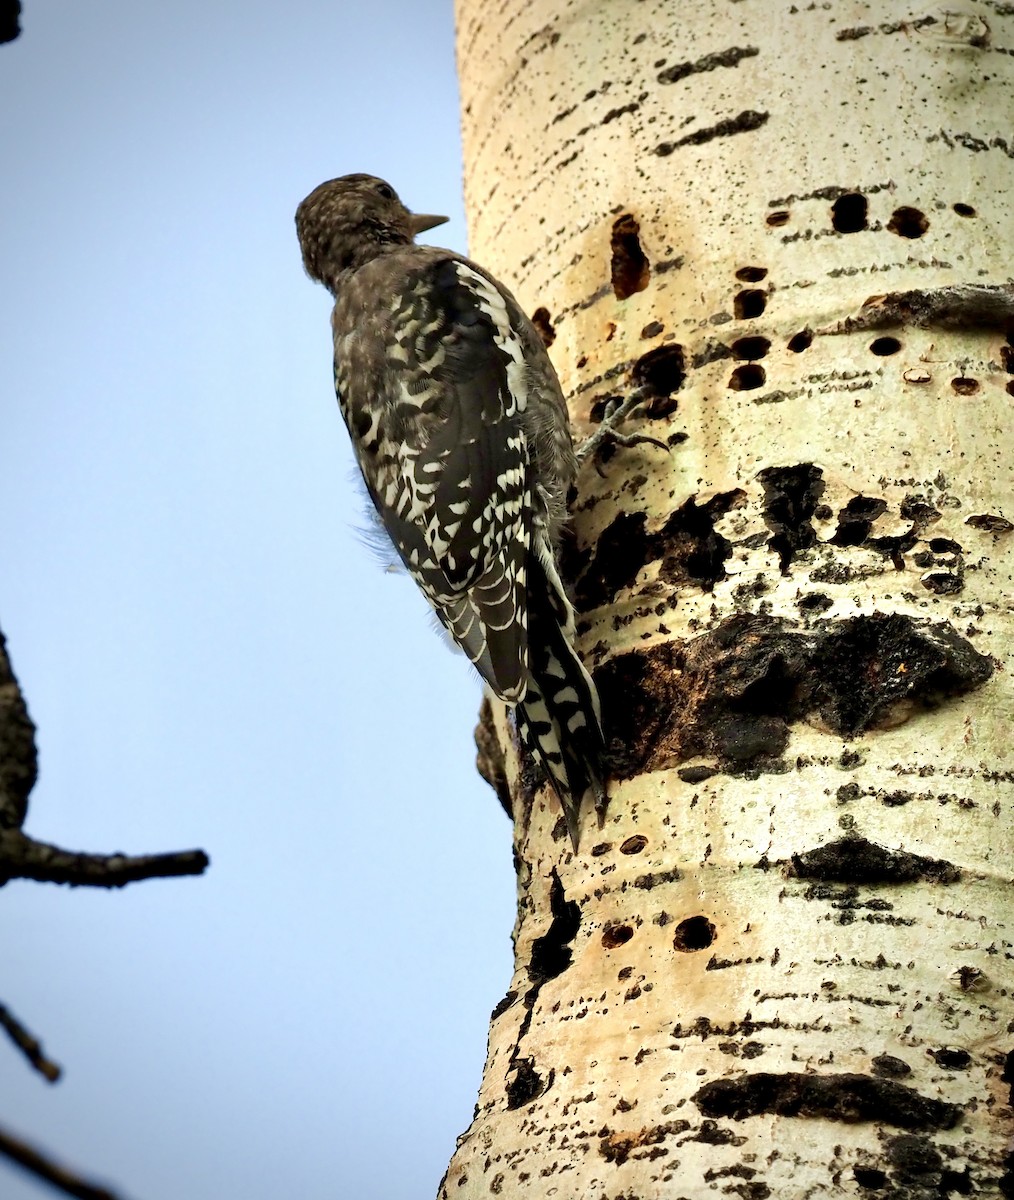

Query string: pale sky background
[0,3,518,1198]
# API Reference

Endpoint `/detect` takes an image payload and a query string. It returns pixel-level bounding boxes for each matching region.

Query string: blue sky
[0,3,516,1197]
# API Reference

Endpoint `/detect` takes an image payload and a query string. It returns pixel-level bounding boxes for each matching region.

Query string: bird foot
[576,385,669,470]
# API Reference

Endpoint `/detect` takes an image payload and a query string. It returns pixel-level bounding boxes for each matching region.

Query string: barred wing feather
[353,255,534,703]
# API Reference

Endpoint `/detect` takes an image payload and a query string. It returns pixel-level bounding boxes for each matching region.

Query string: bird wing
[337,253,534,702]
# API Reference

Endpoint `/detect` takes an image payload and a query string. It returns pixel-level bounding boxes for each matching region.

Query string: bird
[295,172,606,848]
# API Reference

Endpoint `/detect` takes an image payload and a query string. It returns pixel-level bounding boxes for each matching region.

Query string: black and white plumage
[295,173,606,847]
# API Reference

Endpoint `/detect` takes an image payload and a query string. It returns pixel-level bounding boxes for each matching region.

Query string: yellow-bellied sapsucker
[295,173,605,847]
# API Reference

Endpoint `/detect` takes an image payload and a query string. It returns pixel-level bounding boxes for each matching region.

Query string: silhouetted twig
[0,1000,61,1081]
[0,1124,130,1200]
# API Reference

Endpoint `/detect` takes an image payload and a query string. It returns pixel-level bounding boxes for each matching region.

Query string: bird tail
[516,551,607,849]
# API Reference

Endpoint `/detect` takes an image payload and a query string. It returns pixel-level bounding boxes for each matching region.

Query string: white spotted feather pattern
[296,173,606,846]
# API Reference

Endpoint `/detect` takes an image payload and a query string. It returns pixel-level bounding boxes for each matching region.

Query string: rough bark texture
[447,1,1013,1196]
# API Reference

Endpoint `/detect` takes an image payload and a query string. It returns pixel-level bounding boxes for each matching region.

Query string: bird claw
[576,385,670,469]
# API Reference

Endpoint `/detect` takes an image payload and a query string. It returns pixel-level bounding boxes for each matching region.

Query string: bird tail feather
[516,554,606,849]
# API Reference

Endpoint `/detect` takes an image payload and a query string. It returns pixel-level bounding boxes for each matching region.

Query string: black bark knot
[810,613,994,735]
[505,1058,552,1109]
[787,835,961,885]
[694,1072,961,1130]
[503,873,578,1110]
[758,463,825,572]
[529,870,580,983]
[595,613,992,778]
[573,491,744,612]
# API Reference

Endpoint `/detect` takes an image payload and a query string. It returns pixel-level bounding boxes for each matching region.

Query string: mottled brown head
[295,173,447,294]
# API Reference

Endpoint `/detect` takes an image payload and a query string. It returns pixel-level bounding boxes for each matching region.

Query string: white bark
[447,1,1014,1196]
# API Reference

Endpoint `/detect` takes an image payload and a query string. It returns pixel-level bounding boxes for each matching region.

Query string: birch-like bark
[446,1,1014,1195]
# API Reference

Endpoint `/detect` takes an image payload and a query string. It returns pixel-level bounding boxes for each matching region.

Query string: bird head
[295,173,448,293]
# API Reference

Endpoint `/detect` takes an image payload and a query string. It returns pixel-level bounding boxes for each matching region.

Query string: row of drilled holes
[584,214,1011,397]
[729,341,994,395]
[601,914,716,953]
[731,332,901,358]
[766,194,975,235]
[593,836,716,953]
[728,298,1014,395]
[731,366,990,393]
[629,330,1009,396]
[729,329,898,391]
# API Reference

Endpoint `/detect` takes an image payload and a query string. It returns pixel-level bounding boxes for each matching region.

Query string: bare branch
[0,1000,61,1081]
[1,628,209,888]
[0,830,209,888]
[0,1124,130,1200]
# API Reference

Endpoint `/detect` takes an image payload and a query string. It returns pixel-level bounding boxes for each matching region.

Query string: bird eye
[376,182,395,200]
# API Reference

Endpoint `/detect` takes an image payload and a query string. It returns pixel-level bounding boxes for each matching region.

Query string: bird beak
[409,212,449,235]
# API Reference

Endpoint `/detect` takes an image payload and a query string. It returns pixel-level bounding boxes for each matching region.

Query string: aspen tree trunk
[445,1,1014,1196]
